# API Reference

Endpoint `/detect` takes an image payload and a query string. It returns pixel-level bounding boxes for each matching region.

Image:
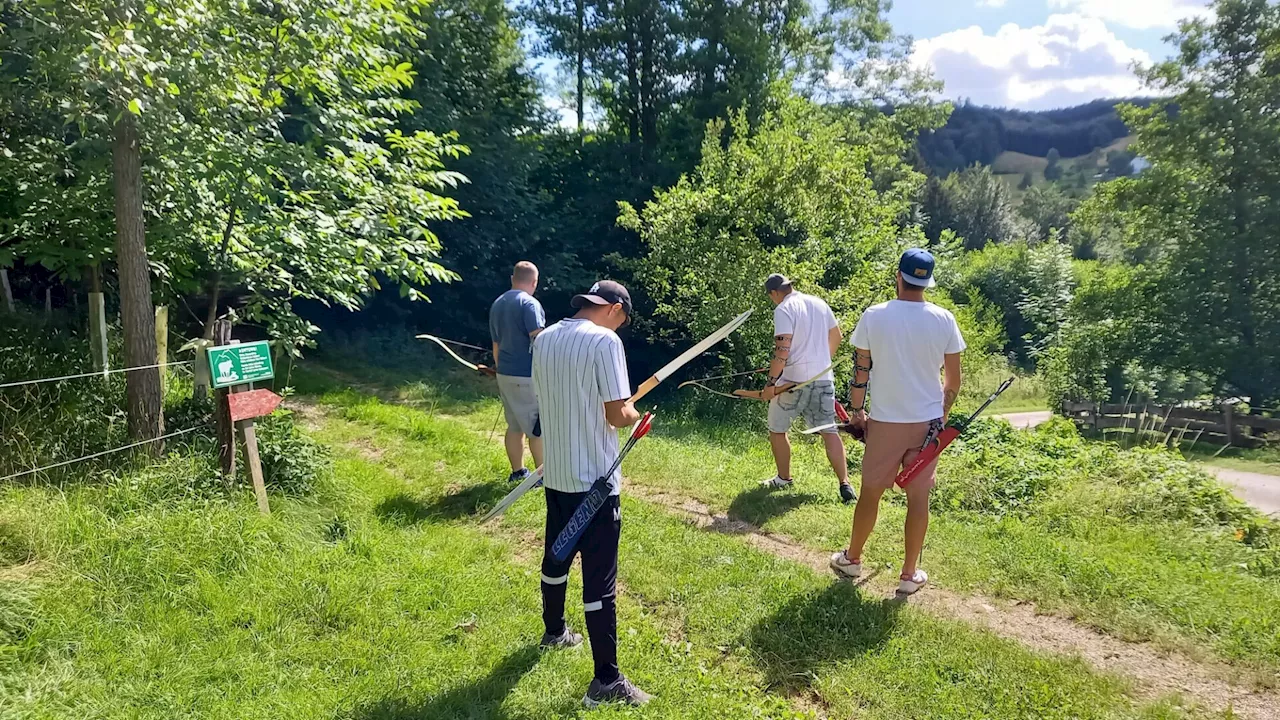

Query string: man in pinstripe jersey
[531,280,652,707]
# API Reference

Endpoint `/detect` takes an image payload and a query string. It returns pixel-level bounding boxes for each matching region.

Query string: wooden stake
[44,287,52,318]
[239,419,271,515]
[154,306,168,393]
[0,268,13,312]
[89,291,109,376]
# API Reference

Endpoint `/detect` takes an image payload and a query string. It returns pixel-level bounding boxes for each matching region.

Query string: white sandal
[897,569,928,595]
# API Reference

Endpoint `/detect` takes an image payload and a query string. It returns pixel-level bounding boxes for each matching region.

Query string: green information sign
[207,341,275,389]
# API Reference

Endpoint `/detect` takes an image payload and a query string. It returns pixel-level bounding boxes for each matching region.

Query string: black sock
[584,596,620,683]
[541,581,567,636]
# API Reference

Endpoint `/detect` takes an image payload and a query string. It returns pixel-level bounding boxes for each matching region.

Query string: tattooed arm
[943,352,962,417]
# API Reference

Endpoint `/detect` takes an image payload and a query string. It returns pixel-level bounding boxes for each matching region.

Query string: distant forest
[917,99,1152,174]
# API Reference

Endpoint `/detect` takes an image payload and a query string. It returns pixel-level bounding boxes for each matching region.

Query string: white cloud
[977,0,1008,7]
[1048,0,1212,30]
[911,14,1153,109]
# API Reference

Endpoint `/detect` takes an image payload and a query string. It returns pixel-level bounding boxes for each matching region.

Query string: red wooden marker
[228,389,283,423]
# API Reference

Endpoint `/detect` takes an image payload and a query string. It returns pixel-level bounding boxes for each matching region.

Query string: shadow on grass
[728,485,824,526]
[344,644,542,720]
[375,483,510,525]
[747,581,902,693]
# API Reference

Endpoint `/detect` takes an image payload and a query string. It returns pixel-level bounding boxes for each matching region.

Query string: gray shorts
[496,374,539,436]
[767,380,836,434]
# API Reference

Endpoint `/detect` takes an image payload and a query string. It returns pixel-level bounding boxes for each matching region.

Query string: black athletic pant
[541,487,621,684]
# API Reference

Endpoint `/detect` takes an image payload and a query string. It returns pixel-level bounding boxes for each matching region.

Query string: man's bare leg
[844,484,886,561]
[902,477,932,578]
[504,429,525,472]
[821,432,848,484]
[769,431,791,479]
[528,435,544,468]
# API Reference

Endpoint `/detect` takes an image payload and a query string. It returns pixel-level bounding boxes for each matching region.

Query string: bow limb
[677,367,769,388]
[417,334,484,374]
[682,381,755,400]
[734,363,835,401]
[629,309,754,403]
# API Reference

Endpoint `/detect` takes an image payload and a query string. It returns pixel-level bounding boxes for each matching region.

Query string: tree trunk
[639,1,656,170]
[112,112,164,450]
[623,3,640,176]
[576,0,585,136]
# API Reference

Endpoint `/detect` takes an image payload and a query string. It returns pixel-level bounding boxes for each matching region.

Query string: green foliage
[1106,149,1136,178]
[930,165,1025,250]
[1018,184,1078,244]
[254,410,331,495]
[0,0,468,351]
[1074,0,1280,404]
[622,97,942,372]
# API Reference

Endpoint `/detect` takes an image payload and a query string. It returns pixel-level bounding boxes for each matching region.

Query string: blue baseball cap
[898,248,936,288]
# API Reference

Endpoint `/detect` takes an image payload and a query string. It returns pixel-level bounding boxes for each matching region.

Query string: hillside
[919,99,1150,175]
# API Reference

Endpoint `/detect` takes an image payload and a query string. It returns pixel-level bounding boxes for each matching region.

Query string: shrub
[253,410,331,495]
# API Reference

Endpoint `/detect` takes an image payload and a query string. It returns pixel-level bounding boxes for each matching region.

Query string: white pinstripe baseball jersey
[531,318,631,495]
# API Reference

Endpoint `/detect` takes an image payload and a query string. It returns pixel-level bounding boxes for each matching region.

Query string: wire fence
[0,360,194,390]
[0,424,210,482]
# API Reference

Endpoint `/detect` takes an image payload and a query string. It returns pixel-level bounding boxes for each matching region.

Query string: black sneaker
[539,626,583,650]
[507,468,530,484]
[839,482,857,504]
[583,675,653,708]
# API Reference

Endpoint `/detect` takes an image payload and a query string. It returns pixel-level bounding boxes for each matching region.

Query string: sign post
[207,338,278,515]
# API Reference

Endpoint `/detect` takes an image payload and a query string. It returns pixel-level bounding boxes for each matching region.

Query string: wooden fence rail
[1062,402,1277,448]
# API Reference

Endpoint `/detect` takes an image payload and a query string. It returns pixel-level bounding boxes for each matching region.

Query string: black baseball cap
[571,280,633,325]
[765,273,792,292]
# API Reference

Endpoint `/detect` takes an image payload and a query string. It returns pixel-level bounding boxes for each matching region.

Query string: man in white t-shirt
[751,274,856,504]
[830,248,965,595]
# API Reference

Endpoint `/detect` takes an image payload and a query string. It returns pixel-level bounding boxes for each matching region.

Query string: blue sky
[899,0,1214,109]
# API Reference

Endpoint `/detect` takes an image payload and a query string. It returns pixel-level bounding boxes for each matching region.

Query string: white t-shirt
[531,318,631,495]
[773,291,838,384]
[850,300,966,423]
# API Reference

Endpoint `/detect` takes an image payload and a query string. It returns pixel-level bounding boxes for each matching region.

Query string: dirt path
[1211,467,1280,517]
[994,410,1054,429]
[625,485,1280,720]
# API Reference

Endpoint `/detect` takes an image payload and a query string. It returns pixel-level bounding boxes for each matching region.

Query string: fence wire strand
[0,360,193,390]
[0,424,210,482]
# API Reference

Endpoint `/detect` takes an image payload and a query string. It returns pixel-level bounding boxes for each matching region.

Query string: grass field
[1180,444,1280,477]
[992,136,1136,193]
[1,358,1276,718]
[295,363,1280,671]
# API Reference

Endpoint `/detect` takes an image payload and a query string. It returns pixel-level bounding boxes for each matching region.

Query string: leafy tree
[1106,149,1136,177]
[2,0,469,361]
[1017,241,1074,359]
[1044,147,1063,181]
[1077,0,1280,404]
[1019,184,1077,244]
[940,165,1023,250]
[1019,172,1034,190]
[621,97,945,371]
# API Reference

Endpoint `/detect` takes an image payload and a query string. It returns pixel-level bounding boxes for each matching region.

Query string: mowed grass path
[0,369,1213,719]
[293,363,1280,677]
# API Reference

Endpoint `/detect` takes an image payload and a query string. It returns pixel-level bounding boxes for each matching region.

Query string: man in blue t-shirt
[489,261,547,482]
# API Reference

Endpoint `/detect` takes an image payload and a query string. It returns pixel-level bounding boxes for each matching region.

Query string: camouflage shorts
[767,380,836,434]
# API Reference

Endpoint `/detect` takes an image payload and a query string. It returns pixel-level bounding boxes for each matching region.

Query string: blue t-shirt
[489,289,545,377]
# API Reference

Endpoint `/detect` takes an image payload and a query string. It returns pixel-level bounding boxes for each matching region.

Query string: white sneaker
[829,551,862,579]
[897,569,928,595]
[760,475,794,489]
